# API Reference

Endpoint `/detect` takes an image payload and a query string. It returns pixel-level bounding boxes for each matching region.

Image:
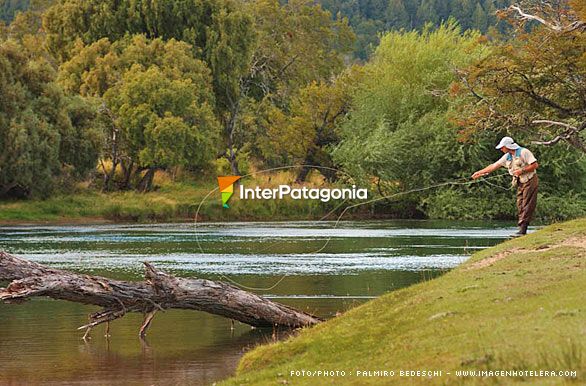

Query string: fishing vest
[505,147,536,185]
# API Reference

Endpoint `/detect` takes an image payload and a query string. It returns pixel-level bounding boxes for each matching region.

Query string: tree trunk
[119,159,134,190]
[296,163,312,183]
[101,159,119,192]
[225,102,241,176]
[137,167,156,193]
[0,252,321,338]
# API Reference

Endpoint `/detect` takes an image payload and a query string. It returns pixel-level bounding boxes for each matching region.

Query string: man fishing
[472,136,539,237]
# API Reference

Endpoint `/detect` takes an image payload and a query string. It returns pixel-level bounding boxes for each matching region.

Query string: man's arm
[472,161,502,179]
[512,161,538,177]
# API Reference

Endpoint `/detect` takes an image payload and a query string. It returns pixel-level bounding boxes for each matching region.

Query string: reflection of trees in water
[0,303,286,385]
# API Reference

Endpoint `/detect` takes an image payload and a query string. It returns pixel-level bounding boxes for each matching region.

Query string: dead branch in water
[0,252,321,339]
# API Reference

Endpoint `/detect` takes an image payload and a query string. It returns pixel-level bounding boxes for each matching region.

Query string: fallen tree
[0,252,321,339]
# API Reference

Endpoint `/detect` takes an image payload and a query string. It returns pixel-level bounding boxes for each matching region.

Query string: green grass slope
[0,182,330,223]
[224,219,586,385]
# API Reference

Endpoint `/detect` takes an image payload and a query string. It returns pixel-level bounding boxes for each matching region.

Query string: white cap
[496,136,520,150]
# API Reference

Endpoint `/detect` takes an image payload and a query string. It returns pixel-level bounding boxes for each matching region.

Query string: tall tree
[317,0,512,59]
[332,23,490,195]
[0,0,29,23]
[218,0,354,174]
[258,66,364,181]
[456,0,586,152]
[43,0,256,176]
[58,36,220,191]
[0,38,101,198]
[43,0,256,104]
[472,2,488,31]
[385,0,410,30]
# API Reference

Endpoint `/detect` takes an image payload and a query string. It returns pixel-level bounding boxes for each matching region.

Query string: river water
[0,220,514,385]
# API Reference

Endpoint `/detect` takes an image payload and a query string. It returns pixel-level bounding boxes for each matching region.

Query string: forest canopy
[0,0,584,220]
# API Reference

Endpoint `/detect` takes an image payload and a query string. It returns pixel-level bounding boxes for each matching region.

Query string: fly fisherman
[472,137,539,237]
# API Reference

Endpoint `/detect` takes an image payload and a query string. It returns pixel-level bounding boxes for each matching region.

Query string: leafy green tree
[472,3,488,32]
[43,0,255,107]
[0,0,29,22]
[1,0,51,37]
[332,23,489,196]
[385,0,411,30]
[333,20,584,219]
[43,0,257,175]
[106,65,219,192]
[0,38,101,198]
[43,0,353,176]
[317,0,512,59]
[258,66,364,181]
[216,0,354,174]
[416,0,439,27]
[58,35,219,191]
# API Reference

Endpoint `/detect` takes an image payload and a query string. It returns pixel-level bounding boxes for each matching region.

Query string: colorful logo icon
[217,176,241,208]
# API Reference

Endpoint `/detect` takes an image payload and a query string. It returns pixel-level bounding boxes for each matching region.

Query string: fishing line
[193,165,355,291]
[251,197,351,255]
[308,173,510,254]
[194,168,509,291]
[479,177,511,191]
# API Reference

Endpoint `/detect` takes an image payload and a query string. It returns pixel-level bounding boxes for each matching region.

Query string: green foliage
[0,38,101,198]
[332,22,586,220]
[1,0,584,224]
[43,0,352,176]
[333,23,488,189]
[456,6,586,155]
[2,0,511,61]
[0,0,52,39]
[318,0,511,59]
[257,66,362,178]
[425,188,515,220]
[61,95,103,177]
[106,53,219,168]
[58,35,220,188]
[424,153,586,222]
[220,0,355,174]
[0,0,29,22]
[535,194,586,222]
[43,0,256,113]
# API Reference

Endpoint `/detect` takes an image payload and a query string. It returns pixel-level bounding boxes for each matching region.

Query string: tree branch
[0,252,321,339]
[507,5,586,33]
[531,120,586,152]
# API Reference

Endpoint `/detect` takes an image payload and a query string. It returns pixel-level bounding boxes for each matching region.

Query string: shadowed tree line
[0,0,584,220]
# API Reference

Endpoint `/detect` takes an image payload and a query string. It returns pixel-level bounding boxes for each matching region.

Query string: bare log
[0,252,321,338]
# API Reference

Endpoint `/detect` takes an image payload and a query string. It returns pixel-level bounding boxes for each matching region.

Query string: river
[0,220,515,385]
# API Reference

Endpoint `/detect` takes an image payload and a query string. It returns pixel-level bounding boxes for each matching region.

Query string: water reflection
[0,220,512,384]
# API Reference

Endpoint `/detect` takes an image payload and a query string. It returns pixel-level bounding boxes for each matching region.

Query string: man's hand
[513,169,523,177]
[471,171,486,179]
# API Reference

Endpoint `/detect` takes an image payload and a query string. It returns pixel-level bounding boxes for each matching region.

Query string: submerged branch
[0,252,321,339]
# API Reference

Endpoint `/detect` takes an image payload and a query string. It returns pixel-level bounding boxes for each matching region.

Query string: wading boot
[511,224,528,238]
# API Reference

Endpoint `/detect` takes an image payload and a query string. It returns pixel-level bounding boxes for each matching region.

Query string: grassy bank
[1,168,584,224]
[0,182,333,224]
[223,218,586,385]
[0,171,350,224]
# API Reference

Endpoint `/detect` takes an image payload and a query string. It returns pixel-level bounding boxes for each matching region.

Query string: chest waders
[505,148,538,236]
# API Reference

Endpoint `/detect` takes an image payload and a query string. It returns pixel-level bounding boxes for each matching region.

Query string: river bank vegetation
[222,217,586,385]
[0,0,584,223]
